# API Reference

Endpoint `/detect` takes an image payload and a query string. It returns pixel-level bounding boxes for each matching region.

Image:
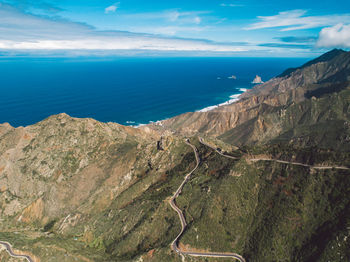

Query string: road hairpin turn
[168,139,246,262]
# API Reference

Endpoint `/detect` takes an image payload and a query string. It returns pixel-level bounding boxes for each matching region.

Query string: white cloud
[2,0,63,13]
[0,4,93,41]
[0,4,246,53]
[194,16,201,24]
[168,11,180,22]
[317,23,350,48]
[147,27,178,36]
[166,11,203,24]
[220,3,244,7]
[246,10,350,31]
[121,10,207,25]
[0,4,319,56]
[105,2,119,14]
[137,25,206,36]
[0,38,247,52]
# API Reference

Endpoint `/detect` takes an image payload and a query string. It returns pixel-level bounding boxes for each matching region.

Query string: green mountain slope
[0,50,350,262]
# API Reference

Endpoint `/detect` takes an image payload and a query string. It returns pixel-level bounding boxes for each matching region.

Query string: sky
[0,0,350,57]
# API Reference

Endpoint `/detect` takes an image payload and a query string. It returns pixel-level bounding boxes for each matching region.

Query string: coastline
[0,57,307,128]
[195,87,249,112]
[196,87,248,112]
[196,93,241,113]
[134,87,250,128]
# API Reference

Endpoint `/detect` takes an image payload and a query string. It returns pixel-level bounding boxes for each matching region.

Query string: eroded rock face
[152,49,350,145]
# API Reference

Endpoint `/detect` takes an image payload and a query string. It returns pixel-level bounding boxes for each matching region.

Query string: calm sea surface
[0,57,308,127]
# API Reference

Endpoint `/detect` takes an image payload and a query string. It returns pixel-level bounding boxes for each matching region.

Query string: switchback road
[0,241,34,262]
[169,139,246,262]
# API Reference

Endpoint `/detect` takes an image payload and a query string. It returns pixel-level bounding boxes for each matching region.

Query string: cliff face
[219,87,350,150]
[0,50,350,262]
[156,49,350,144]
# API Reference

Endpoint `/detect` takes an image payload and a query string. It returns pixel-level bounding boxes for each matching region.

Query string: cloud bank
[246,10,350,31]
[0,4,246,53]
[317,23,350,48]
[0,3,332,57]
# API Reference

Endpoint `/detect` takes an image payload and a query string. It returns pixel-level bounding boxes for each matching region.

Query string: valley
[0,49,350,262]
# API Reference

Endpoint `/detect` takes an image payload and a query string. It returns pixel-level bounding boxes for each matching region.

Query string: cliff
[152,49,350,147]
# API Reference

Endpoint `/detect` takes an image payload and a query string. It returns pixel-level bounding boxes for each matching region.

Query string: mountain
[0,50,350,262]
[278,49,347,78]
[155,49,350,147]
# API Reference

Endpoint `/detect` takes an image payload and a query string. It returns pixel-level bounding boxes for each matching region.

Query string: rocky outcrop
[252,75,264,84]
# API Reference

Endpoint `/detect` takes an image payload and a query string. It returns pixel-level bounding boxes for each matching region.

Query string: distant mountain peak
[278,48,348,78]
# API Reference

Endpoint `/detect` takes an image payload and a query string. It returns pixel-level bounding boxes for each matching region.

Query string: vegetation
[1,50,350,261]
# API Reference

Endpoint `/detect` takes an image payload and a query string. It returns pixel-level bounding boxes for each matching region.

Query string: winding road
[0,241,34,262]
[199,138,239,160]
[199,137,349,171]
[249,158,350,170]
[2,138,346,262]
[169,139,246,262]
[171,137,349,261]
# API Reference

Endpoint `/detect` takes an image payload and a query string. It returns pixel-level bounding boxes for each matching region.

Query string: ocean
[0,57,308,127]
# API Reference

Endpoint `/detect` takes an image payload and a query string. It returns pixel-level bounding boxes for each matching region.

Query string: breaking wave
[196,84,252,114]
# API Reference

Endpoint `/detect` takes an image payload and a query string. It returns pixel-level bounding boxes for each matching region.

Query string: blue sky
[0,0,350,56]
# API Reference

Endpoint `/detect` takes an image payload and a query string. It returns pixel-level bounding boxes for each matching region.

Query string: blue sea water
[0,57,308,127]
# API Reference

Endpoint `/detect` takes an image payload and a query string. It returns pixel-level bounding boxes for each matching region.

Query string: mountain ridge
[278,48,347,78]
[149,49,350,142]
[1,50,350,262]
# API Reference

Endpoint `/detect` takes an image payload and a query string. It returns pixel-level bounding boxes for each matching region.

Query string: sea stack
[252,75,264,84]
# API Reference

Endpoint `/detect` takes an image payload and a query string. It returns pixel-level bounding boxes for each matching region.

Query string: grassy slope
[178,141,350,262]
[1,79,350,261]
[1,137,349,262]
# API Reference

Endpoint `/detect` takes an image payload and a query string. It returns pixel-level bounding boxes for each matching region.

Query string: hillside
[0,50,350,262]
[155,49,350,145]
